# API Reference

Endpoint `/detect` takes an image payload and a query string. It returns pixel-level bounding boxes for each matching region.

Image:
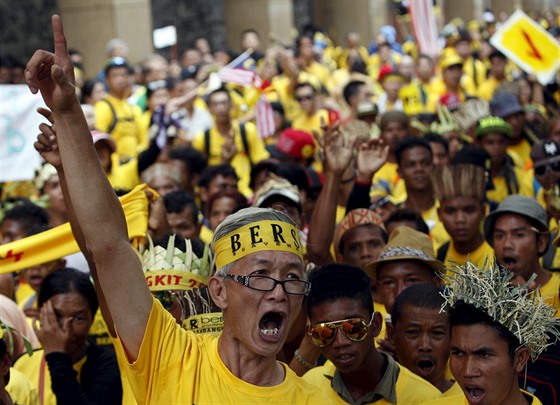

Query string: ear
[513,347,530,373]
[208,276,228,310]
[385,320,394,343]
[537,233,550,256]
[190,173,200,192]
[371,311,384,338]
[199,186,209,203]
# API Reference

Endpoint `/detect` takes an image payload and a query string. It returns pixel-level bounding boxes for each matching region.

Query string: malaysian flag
[217,67,262,88]
[255,94,275,139]
[408,0,440,58]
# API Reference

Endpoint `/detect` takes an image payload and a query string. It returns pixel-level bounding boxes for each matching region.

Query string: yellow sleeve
[94,100,114,133]
[245,122,270,163]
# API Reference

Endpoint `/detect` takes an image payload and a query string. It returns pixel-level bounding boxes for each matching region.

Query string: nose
[395,279,407,296]
[418,333,432,352]
[331,327,351,348]
[463,356,481,378]
[359,245,372,261]
[267,280,288,301]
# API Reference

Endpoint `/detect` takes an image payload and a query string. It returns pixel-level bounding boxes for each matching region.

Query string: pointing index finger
[52,15,69,59]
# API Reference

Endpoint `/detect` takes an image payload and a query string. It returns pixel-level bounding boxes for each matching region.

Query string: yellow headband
[214,220,303,269]
[145,270,207,292]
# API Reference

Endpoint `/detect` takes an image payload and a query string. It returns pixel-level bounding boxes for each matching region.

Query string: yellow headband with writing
[214,220,303,269]
[145,270,207,292]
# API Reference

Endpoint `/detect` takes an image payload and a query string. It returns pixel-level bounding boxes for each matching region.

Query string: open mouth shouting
[415,356,436,378]
[464,385,485,404]
[501,256,517,271]
[259,311,285,341]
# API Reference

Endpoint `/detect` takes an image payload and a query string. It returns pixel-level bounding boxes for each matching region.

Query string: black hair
[81,79,104,103]
[293,81,316,95]
[168,147,208,177]
[146,78,174,99]
[198,164,239,189]
[449,301,519,362]
[306,263,374,317]
[38,268,99,318]
[269,163,309,193]
[342,80,366,105]
[153,233,206,258]
[295,34,314,51]
[379,111,409,131]
[395,137,433,167]
[25,223,51,237]
[163,190,199,225]
[339,224,388,255]
[1,199,49,230]
[391,284,446,327]
[207,87,231,104]
[240,28,260,39]
[385,208,430,235]
[0,337,8,384]
[424,132,449,154]
[206,190,249,218]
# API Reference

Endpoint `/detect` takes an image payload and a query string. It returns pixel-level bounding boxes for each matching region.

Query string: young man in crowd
[27,16,328,404]
[390,283,462,396]
[303,264,441,404]
[423,261,559,404]
[162,190,201,240]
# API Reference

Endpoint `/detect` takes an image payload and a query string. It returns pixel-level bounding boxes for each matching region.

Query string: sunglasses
[309,314,374,347]
[296,94,314,102]
[534,161,560,176]
[369,196,391,210]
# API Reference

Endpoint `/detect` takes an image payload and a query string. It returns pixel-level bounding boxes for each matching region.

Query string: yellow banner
[0,184,152,274]
[182,312,223,337]
[490,9,560,85]
[145,270,207,292]
[214,220,303,269]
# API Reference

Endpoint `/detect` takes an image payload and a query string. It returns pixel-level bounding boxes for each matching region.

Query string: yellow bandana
[214,220,303,269]
[145,270,207,292]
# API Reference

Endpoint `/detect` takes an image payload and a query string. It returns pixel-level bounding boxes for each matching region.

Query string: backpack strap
[239,123,253,168]
[204,129,211,159]
[100,98,118,134]
[437,241,450,263]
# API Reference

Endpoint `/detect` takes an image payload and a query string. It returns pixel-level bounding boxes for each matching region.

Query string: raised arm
[26,15,151,359]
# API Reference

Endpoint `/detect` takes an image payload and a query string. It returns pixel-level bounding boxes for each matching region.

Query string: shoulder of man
[395,364,442,400]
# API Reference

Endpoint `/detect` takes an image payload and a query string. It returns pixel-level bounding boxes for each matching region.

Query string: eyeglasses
[534,161,560,176]
[309,315,374,347]
[153,291,178,311]
[369,196,391,210]
[225,274,310,295]
[296,94,314,102]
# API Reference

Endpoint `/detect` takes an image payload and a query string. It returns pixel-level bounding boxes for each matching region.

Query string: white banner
[0,85,46,182]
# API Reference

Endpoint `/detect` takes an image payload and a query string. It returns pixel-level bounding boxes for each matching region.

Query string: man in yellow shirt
[192,87,269,197]
[432,160,494,268]
[94,57,143,161]
[303,264,441,404]
[291,82,330,135]
[25,16,328,404]
[484,195,559,313]
[477,50,508,101]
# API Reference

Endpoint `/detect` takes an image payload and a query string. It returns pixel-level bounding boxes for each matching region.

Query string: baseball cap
[364,226,443,280]
[252,178,302,210]
[104,56,130,74]
[333,209,385,258]
[91,130,116,153]
[378,65,405,83]
[475,116,512,138]
[531,140,560,167]
[483,195,549,247]
[267,128,316,160]
[440,54,464,70]
[489,92,524,118]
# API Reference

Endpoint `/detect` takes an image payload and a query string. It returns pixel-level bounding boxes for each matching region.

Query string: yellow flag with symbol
[490,9,560,85]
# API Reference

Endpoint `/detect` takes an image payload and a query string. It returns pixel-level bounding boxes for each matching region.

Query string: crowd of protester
[1,6,560,405]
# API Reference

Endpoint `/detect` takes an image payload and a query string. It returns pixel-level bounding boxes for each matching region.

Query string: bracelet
[294,349,317,369]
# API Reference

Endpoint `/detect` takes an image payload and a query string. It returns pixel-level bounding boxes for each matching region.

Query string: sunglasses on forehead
[534,161,560,176]
[308,314,374,348]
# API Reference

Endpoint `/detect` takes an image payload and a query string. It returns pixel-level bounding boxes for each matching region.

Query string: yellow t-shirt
[192,121,270,197]
[112,299,329,404]
[5,367,38,405]
[106,154,140,193]
[14,349,87,405]
[442,241,494,270]
[303,360,441,404]
[487,166,534,204]
[292,109,331,135]
[540,270,560,316]
[94,95,143,161]
[477,76,504,101]
[372,162,406,203]
[399,82,424,116]
[422,204,450,252]
[443,381,464,397]
[507,138,533,167]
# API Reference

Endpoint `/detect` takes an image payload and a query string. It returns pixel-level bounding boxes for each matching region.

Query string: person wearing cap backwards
[94,56,142,162]
[26,15,328,403]
[422,261,560,405]
[484,195,560,314]
[490,91,540,166]
[475,116,534,204]
[426,54,476,113]
[431,160,494,268]
[532,139,560,269]
[303,264,441,404]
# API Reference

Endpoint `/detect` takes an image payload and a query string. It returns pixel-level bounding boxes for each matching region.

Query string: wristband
[294,349,316,369]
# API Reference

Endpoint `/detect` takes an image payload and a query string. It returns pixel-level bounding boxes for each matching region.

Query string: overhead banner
[490,9,560,85]
[0,85,46,182]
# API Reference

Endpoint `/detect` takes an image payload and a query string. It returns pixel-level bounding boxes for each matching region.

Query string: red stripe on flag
[217,67,256,87]
[256,95,275,139]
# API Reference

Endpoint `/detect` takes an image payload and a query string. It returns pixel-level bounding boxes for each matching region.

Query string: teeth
[261,328,279,335]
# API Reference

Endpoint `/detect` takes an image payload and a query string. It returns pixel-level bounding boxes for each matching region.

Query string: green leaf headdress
[0,319,33,357]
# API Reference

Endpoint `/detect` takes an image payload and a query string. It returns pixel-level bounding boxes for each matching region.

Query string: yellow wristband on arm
[214,220,303,269]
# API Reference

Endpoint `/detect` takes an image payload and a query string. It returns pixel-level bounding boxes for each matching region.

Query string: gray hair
[106,38,129,56]
[212,207,297,277]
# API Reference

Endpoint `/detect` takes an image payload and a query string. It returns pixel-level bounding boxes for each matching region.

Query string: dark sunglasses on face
[296,94,314,102]
[369,196,391,210]
[534,161,560,176]
[309,314,374,347]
